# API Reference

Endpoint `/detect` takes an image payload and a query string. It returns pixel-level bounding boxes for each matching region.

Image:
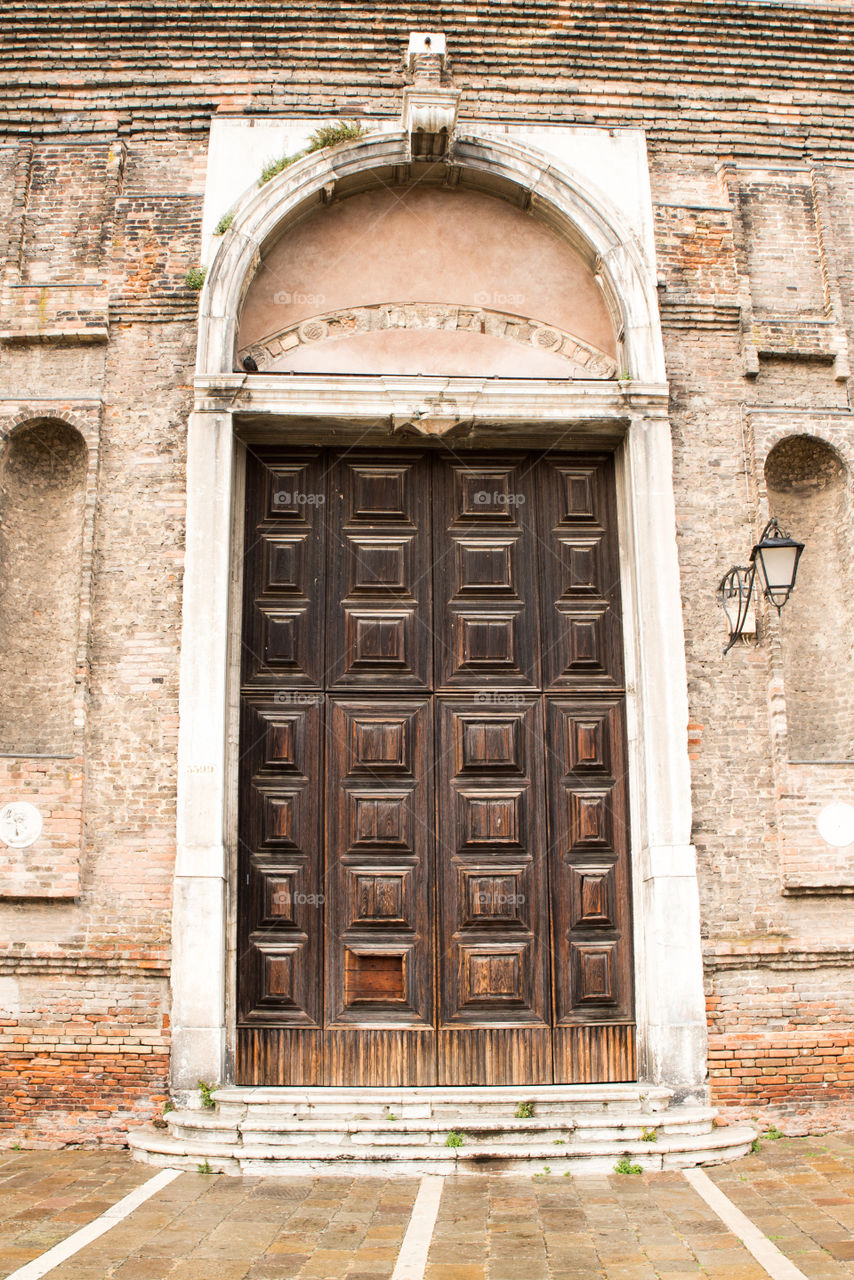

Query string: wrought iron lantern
[718,517,804,654]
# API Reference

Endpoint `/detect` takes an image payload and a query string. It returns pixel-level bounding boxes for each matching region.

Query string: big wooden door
[237,447,635,1086]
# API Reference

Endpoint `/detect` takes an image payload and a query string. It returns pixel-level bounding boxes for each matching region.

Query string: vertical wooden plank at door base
[237,1027,323,1086]
[324,1029,436,1085]
[437,1028,552,1085]
[553,1024,636,1084]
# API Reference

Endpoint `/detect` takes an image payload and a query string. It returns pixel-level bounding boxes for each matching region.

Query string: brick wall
[0,953,170,1144]
[0,128,198,1144]
[705,948,854,1133]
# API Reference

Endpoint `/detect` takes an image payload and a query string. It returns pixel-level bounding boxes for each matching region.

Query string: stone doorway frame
[171,129,708,1101]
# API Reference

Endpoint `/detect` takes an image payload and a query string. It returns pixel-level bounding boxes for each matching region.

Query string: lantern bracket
[717,517,804,655]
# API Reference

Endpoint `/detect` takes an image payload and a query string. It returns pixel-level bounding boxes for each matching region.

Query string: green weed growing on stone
[198,1080,216,1110]
[614,1156,643,1175]
[515,1101,534,1119]
[750,1137,761,1153]
[259,152,305,185]
[764,1124,784,1140]
[307,120,365,151]
[197,1159,214,1174]
[258,121,365,187]
[445,1129,464,1148]
[214,211,234,235]
[640,1126,658,1142]
[185,266,206,291]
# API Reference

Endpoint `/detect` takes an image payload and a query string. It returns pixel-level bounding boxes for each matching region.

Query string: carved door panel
[237,448,327,1082]
[433,453,540,691]
[326,453,432,690]
[435,697,552,1083]
[324,697,435,1084]
[537,455,624,692]
[431,453,551,1083]
[539,454,635,1081]
[240,448,328,689]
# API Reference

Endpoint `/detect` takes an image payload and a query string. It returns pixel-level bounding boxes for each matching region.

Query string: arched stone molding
[196,129,665,385]
[238,303,619,379]
[173,129,704,1103]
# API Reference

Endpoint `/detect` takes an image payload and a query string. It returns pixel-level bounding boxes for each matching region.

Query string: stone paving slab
[708,1133,854,1280]
[0,1150,156,1277]
[0,1137,853,1279]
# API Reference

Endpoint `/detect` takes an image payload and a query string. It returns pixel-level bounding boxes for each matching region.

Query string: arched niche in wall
[0,419,89,755]
[764,434,854,761]
[236,184,619,378]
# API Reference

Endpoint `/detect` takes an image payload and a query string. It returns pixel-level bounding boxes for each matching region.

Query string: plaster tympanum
[237,184,617,373]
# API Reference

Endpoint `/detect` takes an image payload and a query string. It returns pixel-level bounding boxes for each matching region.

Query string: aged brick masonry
[1,2,853,1156]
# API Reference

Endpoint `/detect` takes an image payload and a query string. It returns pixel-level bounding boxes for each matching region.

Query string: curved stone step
[165,1105,719,1149]
[129,1120,755,1176]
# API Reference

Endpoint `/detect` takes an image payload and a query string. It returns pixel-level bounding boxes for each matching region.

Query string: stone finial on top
[407,31,447,83]
[402,32,459,160]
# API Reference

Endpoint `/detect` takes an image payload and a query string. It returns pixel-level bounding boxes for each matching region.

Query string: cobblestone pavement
[0,1136,852,1280]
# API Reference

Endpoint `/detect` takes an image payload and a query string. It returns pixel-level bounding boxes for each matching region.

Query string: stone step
[165,1106,717,1149]
[208,1084,675,1121]
[129,1122,756,1177]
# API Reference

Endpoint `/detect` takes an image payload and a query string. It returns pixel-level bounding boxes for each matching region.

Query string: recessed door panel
[237,696,323,1026]
[546,698,633,1025]
[326,454,432,689]
[436,696,552,1082]
[326,698,434,1041]
[433,455,540,689]
[539,456,625,691]
[241,449,327,688]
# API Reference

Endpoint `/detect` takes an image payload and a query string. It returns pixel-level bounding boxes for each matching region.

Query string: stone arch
[198,130,664,383]
[0,418,89,754]
[764,433,854,760]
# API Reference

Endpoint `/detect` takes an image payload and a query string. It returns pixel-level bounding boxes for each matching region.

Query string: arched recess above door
[235,184,618,378]
[198,130,666,384]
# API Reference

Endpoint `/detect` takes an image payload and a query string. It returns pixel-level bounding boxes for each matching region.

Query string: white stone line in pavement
[684,1167,810,1280]
[390,1174,445,1280]
[4,1167,183,1280]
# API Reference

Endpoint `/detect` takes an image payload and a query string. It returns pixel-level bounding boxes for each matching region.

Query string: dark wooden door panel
[237,695,323,1027]
[538,455,625,692]
[326,454,432,689]
[240,448,327,688]
[438,1028,552,1086]
[436,695,553,1083]
[433,454,540,690]
[552,1024,637,1084]
[324,697,435,1081]
[545,698,634,1030]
